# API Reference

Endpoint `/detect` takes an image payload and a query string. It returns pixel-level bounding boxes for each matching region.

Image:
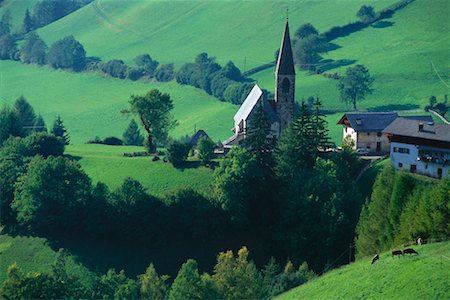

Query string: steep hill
[278,241,450,299]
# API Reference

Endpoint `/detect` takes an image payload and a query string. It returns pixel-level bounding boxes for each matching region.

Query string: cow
[371,254,379,264]
[392,250,403,257]
[402,248,419,255]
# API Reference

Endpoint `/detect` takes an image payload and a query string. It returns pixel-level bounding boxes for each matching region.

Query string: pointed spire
[275,21,295,76]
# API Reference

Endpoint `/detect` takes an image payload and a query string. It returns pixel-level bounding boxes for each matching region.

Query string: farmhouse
[383,117,450,179]
[337,112,433,154]
[223,20,295,147]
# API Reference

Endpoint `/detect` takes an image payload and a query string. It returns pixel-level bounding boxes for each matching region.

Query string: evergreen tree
[20,32,47,65]
[21,9,34,33]
[33,115,47,132]
[197,136,215,165]
[139,263,168,300]
[169,259,204,300]
[51,115,70,145]
[123,119,144,146]
[311,96,333,150]
[0,33,17,60]
[0,11,11,36]
[0,105,23,144]
[14,96,36,135]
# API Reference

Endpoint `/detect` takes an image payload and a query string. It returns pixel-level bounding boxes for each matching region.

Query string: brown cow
[392,250,403,257]
[371,254,379,264]
[402,248,419,255]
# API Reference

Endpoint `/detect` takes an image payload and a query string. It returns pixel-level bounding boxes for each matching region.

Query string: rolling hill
[278,241,450,299]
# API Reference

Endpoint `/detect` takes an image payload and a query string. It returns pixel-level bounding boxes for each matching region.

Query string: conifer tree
[51,116,70,145]
[311,96,333,150]
[21,9,34,33]
[33,115,47,132]
[123,119,144,146]
[139,263,168,300]
[14,96,36,135]
[20,32,47,65]
[169,259,204,300]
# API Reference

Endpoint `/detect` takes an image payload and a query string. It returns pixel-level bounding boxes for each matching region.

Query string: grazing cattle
[402,248,419,255]
[392,250,403,257]
[371,254,379,264]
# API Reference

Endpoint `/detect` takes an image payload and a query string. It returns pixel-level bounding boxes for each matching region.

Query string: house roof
[383,117,450,143]
[403,115,434,123]
[275,21,295,76]
[263,100,280,123]
[337,112,398,132]
[190,130,211,146]
[234,84,263,123]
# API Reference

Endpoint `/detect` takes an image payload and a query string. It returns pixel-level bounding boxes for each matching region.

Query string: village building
[223,20,296,148]
[337,112,433,154]
[383,117,450,179]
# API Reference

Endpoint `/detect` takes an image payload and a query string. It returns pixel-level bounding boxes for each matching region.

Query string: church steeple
[275,20,295,76]
[275,20,296,132]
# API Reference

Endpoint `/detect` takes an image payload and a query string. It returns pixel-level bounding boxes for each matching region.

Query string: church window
[282,78,290,93]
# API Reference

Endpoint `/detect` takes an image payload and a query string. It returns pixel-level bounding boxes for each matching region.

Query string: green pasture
[35,0,395,68]
[0,61,236,144]
[66,144,214,195]
[278,241,450,299]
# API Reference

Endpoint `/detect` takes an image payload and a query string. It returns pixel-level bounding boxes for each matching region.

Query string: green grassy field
[35,0,396,68]
[0,61,236,144]
[278,241,450,299]
[66,144,214,194]
[0,234,96,287]
[252,0,449,112]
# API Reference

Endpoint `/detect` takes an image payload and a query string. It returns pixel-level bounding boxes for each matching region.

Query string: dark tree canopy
[51,116,70,145]
[125,89,176,152]
[0,105,23,145]
[293,34,328,70]
[20,32,47,65]
[295,23,319,39]
[155,63,174,82]
[337,64,374,110]
[134,54,159,77]
[14,96,36,135]
[48,36,86,71]
[21,9,34,33]
[357,5,376,22]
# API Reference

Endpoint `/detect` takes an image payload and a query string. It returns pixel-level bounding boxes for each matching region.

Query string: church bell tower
[274,20,296,131]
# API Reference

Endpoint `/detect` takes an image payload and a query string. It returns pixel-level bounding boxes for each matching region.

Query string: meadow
[34,0,396,68]
[278,241,450,299]
[66,144,214,194]
[0,61,236,144]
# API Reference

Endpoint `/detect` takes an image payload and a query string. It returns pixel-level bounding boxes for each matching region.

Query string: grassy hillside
[252,0,449,111]
[0,61,235,143]
[36,0,395,68]
[0,234,96,287]
[66,144,214,194]
[278,241,450,299]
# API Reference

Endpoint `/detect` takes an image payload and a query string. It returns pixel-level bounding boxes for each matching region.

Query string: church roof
[275,21,295,76]
[234,84,263,123]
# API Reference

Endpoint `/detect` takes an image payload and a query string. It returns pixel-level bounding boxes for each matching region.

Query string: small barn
[190,130,212,147]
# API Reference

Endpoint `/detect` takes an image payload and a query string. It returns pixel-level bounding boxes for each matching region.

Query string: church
[223,20,296,148]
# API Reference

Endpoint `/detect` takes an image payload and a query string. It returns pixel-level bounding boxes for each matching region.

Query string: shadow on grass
[327,42,342,51]
[371,21,395,28]
[65,154,82,162]
[173,160,219,170]
[318,59,357,72]
[367,104,420,112]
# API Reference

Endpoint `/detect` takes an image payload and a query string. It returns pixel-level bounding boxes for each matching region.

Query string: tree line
[355,166,449,258]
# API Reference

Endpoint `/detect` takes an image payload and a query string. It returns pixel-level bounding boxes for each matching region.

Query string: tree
[169,259,204,300]
[139,264,169,300]
[134,54,158,77]
[48,35,86,71]
[99,59,129,78]
[21,9,34,33]
[0,105,23,145]
[124,89,177,152]
[197,136,215,165]
[0,11,11,36]
[428,95,437,108]
[123,119,144,146]
[337,64,374,110]
[221,61,242,81]
[212,246,265,300]
[1,132,65,158]
[12,156,91,234]
[293,34,328,70]
[357,5,376,23]
[311,96,333,150]
[51,115,70,145]
[155,63,174,82]
[166,139,191,168]
[295,23,318,39]
[0,33,17,60]
[33,115,47,132]
[14,96,36,135]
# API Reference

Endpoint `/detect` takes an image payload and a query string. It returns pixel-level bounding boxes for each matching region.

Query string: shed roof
[190,130,211,146]
[337,112,398,132]
[383,117,450,143]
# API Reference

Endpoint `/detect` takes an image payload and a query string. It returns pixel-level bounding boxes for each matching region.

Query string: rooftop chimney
[418,123,424,132]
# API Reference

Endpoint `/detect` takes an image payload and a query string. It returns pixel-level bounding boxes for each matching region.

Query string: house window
[393,147,409,154]
[398,162,403,168]
[377,132,382,137]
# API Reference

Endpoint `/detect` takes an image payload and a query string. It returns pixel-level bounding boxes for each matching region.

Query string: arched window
[282,78,290,93]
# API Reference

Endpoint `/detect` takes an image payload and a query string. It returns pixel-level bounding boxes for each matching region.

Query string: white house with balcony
[383,117,450,179]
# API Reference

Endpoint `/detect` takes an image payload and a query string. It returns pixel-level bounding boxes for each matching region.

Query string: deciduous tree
[337,64,374,110]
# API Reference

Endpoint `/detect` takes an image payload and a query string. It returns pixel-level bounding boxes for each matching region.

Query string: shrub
[99,59,129,79]
[103,136,123,145]
[155,64,174,82]
[48,36,86,71]
[166,140,191,167]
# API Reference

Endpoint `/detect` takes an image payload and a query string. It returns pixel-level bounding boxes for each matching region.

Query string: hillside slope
[278,241,450,299]
[36,0,395,68]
